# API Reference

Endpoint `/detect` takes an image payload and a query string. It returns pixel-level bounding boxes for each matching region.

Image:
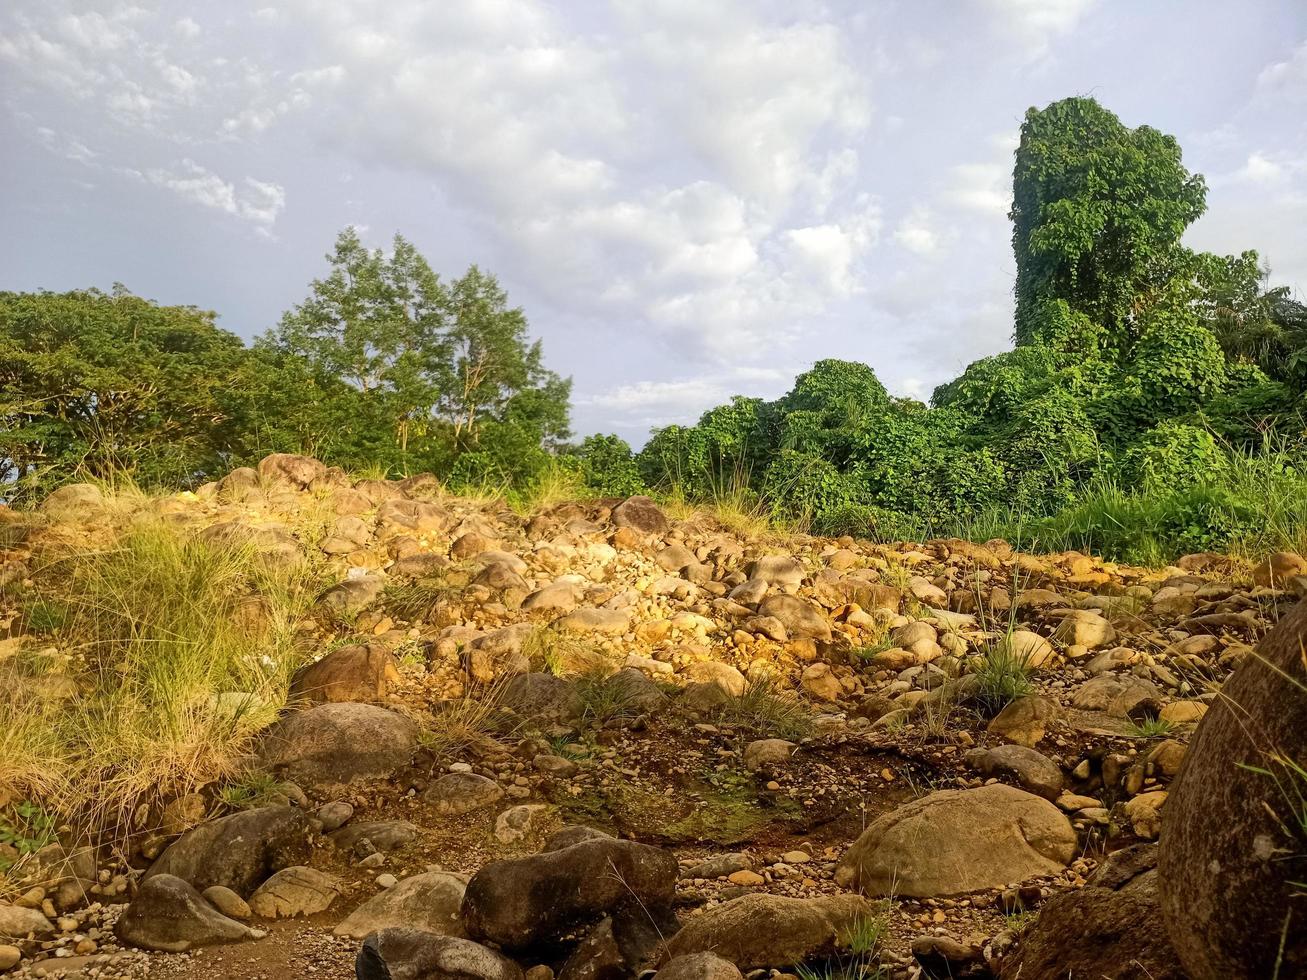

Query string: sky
[3,1,1307,446]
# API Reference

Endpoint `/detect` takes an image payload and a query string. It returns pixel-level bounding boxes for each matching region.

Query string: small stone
[377,874,399,889]
[727,870,765,886]
[0,945,20,970]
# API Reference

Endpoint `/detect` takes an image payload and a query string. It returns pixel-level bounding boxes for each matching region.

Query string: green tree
[0,287,330,496]
[1011,97,1207,354]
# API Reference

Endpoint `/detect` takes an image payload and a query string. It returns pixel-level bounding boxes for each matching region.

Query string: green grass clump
[2,517,315,834]
[217,772,289,810]
[972,643,1035,717]
[717,678,815,741]
[1125,717,1175,739]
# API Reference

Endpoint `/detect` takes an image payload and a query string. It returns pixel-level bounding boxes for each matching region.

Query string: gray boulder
[462,837,677,950]
[835,784,1077,897]
[661,893,873,970]
[144,805,313,897]
[334,871,468,939]
[356,927,523,980]
[257,702,419,795]
[115,875,262,952]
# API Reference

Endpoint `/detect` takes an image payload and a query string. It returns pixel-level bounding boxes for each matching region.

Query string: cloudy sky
[3,1,1306,444]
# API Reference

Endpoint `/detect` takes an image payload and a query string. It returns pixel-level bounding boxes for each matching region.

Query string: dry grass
[3,516,316,836]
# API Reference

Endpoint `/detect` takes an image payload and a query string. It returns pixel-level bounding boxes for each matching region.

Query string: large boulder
[656,953,744,980]
[356,928,523,980]
[290,642,398,704]
[256,702,419,795]
[247,866,341,919]
[257,453,327,489]
[661,893,874,970]
[334,871,468,939]
[756,595,831,641]
[144,806,313,898]
[746,556,805,591]
[39,483,104,522]
[115,875,262,952]
[611,496,669,534]
[1158,599,1307,979]
[1002,844,1183,980]
[462,837,678,950]
[835,784,1077,897]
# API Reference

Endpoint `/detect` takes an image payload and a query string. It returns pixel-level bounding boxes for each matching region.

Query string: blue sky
[3,1,1306,444]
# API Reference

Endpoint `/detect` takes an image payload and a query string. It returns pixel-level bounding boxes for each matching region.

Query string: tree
[1011,97,1207,354]
[266,230,571,477]
[0,287,329,496]
[265,228,450,465]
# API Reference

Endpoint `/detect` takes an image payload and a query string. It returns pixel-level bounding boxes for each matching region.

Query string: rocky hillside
[0,453,1303,979]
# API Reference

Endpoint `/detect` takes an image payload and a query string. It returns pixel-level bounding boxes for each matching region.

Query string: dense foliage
[6,96,1307,562]
[1,234,571,499]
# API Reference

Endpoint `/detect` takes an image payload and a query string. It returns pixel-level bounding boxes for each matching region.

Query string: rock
[318,801,355,832]
[835,784,1076,897]
[1052,610,1116,649]
[356,928,524,980]
[500,673,583,721]
[746,556,805,592]
[290,642,398,704]
[334,871,467,939]
[611,496,669,534]
[661,893,873,969]
[248,866,340,919]
[0,905,54,939]
[985,695,1057,747]
[1158,700,1207,724]
[964,745,1063,801]
[911,936,982,978]
[742,739,796,771]
[424,773,505,816]
[553,608,631,635]
[656,952,744,980]
[1251,551,1307,588]
[656,545,697,572]
[114,875,261,952]
[799,663,843,702]
[258,453,326,488]
[999,630,1055,668]
[462,837,677,950]
[0,945,19,970]
[1160,601,1307,979]
[494,804,556,845]
[319,576,386,616]
[757,595,831,641]
[1070,675,1161,716]
[145,806,313,897]
[1003,845,1184,979]
[543,826,614,851]
[330,821,419,854]
[201,886,251,920]
[557,915,664,980]
[40,483,103,521]
[257,702,419,795]
[683,661,747,697]
[682,853,751,880]
[1124,791,1167,840]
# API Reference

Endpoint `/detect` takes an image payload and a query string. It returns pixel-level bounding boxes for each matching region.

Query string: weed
[1125,717,1175,739]
[22,598,69,633]
[217,772,287,810]
[383,577,457,623]
[796,903,893,979]
[575,671,646,726]
[5,517,315,834]
[420,682,510,759]
[972,643,1034,717]
[522,627,607,678]
[0,801,57,871]
[718,677,815,741]
[1003,908,1037,937]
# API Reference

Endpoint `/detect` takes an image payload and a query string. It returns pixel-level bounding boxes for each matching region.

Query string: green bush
[1117,422,1226,491]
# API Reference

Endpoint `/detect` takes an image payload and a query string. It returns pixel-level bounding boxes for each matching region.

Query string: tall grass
[939,442,1307,565]
[5,518,315,833]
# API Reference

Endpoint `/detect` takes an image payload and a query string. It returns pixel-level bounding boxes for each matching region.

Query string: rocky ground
[1,453,1302,979]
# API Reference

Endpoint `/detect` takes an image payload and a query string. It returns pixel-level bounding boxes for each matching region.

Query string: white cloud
[894,207,943,256]
[1256,41,1307,101]
[137,160,286,231]
[981,0,1096,59]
